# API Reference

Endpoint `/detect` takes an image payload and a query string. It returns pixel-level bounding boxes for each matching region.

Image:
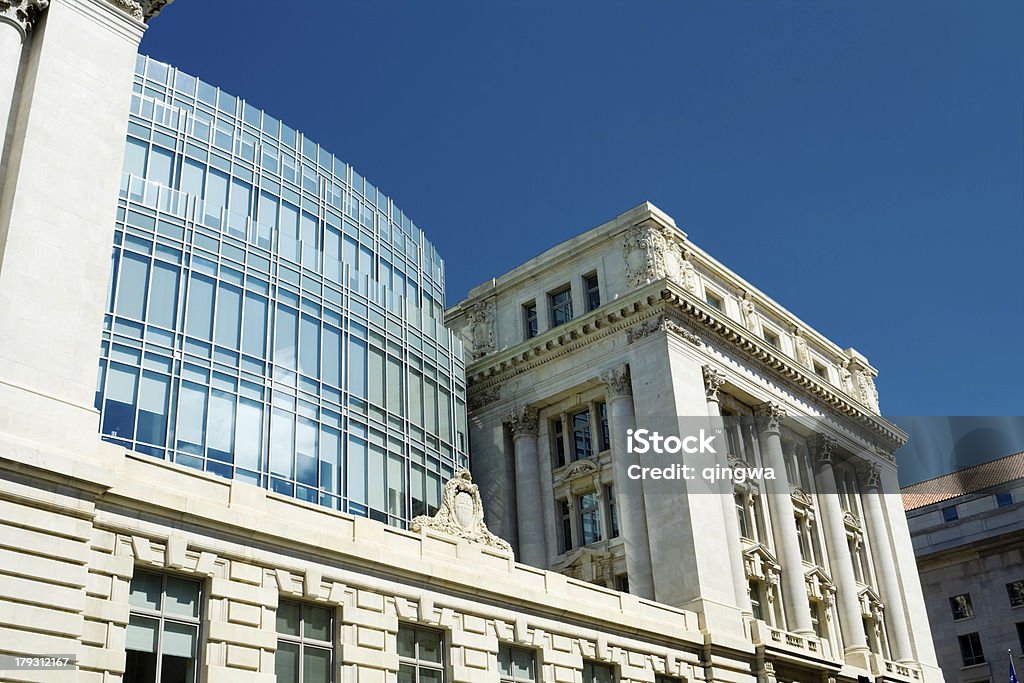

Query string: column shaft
[506,407,547,568]
[0,21,25,168]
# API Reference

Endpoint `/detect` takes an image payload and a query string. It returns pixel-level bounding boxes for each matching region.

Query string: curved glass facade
[95,55,468,527]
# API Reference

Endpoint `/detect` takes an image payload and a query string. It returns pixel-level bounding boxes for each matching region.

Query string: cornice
[466,279,907,451]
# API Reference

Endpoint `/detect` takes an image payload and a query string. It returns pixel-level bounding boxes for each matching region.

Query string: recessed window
[397,625,445,683]
[523,302,538,339]
[579,491,602,545]
[949,593,974,620]
[549,286,573,327]
[276,600,334,683]
[598,402,610,451]
[705,290,723,312]
[616,575,630,594]
[996,492,1014,508]
[553,418,566,468]
[763,330,779,349]
[958,632,985,666]
[498,645,536,683]
[813,362,828,380]
[1017,622,1024,654]
[124,570,202,683]
[942,505,959,522]
[809,601,824,638]
[560,501,574,553]
[572,409,593,461]
[583,273,601,312]
[583,661,616,683]
[656,677,683,683]
[1007,580,1024,607]
[607,485,619,538]
[749,581,765,622]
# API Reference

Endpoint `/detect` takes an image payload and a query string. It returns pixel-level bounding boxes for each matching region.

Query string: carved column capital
[808,434,838,471]
[106,0,173,23]
[0,0,49,39]
[702,365,726,402]
[754,401,787,434]
[599,364,632,398]
[857,461,882,491]
[504,405,539,438]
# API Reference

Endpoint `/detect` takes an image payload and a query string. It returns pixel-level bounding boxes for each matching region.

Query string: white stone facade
[448,203,943,683]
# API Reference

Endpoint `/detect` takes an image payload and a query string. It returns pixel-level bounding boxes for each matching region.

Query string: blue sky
[141,1,1023,420]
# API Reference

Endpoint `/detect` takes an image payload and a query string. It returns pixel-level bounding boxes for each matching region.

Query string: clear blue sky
[141,1,1023,419]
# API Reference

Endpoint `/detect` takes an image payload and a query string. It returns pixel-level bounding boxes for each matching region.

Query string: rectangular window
[763,329,779,349]
[524,302,538,339]
[942,505,959,522]
[275,600,333,683]
[813,362,828,380]
[185,273,215,340]
[498,645,536,683]
[705,290,723,312]
[549,286,573,327]
[598,402,609,451]
[735,493,750,539]
[1017,622,1024,656]
[996,492,1014,508]
[749,581,764,621]
[124,570,202,683]
[117,252,150,320]
[572,410,592,461]
[553,419,566,468]
[958,632,985,666]
[1007,581,1024,607]
[607,485,619,538]
[617,575,629,594]
[949,594,974,620]
[810,602,822,638]
[582,661,615,683]
[560,501,573,553]
[583,273,600,312]
[397,625,444,683]
[579,492,602,545]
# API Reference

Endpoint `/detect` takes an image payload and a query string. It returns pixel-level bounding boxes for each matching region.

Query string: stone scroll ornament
[411,469,513,556]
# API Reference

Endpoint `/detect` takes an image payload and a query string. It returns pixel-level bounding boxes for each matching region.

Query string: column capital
[701,364,726,402]
[504,405,539,438]
[808,434,838,471]
[598,364,632,398]
[754,401,787,434]
[0,0,48,40]
[856,461,882,491]
[106,0,174,23]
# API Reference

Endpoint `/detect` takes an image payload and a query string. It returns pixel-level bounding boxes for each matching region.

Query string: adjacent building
[903,451,1024,683]
[0,1,945,683]
[448,204,943,683]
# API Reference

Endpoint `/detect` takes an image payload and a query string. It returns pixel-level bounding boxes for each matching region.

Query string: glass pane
[124,649,157,682]
[513,649,534,679]
[129,571,162,611]
[125,615,159,653]
[417,629,442,663]
[185,273,215,340]
[116,252,150,319]
[149,262,179,329]
[270,409,294,477]
[102,362,138,440]
[235,397,263,471]
[162,621,197,658]
[215,283,242,349]
[176,381,207,454]
[347,337,367,397]
[242,293,268,357]
[299,314,320,378]
[322,325,341,387]
[397,626,415,659]
[276,601,301,636]
[420,669,443,683]
[303,605,332,642]
[181,157,204,197]
[498,646,512,675]
[275,305,298,369]
[275,640,299,683]
[123,138,148,178]
[397,664,415,683]
[136,371,169,445]
[164,576,200,618]
[149,146,174,187]
[303,647,331,683]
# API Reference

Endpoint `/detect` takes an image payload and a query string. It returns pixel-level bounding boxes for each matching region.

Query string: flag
[1011,650,1019,683]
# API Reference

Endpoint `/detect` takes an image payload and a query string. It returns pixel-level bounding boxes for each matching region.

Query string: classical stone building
[903,451,1024,683]
[448,204,943,683]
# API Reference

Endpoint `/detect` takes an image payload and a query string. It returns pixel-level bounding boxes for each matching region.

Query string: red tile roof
[901,451,1024,511]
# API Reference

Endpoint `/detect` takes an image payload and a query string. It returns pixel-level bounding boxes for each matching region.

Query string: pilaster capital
[0,0,48,40]
[808,434,838,471]
[504,405,539,438]
[754,401,787,434]
[856,461,882,491]
[598,364,632,398]
[702,364,726,402]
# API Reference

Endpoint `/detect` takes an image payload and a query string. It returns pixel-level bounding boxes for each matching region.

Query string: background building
[448,203,943,683]
[96,53,467,526]
[903,451,1024,683]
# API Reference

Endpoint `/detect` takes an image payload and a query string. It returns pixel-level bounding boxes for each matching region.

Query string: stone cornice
[466,279,907,451]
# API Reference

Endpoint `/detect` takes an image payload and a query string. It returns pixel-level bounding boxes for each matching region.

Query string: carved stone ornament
[411,469,513,555]
[791,326,811,369]
[838,361,854,396]
[467,299,496,359]
[0,0,49,38]
[105,0,172,22]
[679,250,697,293]
[753,402,787,434]
[702,365,726,402]
[622,222,681,287]
[467,385,500,412]
[504,405,539,438]
[858,461,882,491]
[626,316,701,345]
[560,459,599,482]
[599,364,631,398]
[740,292,760,334]
[808,434,837,470]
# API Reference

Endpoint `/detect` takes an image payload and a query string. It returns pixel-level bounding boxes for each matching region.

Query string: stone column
[809,435,870,659]
[0,1,47,163]
[599,364,655,598]
[860,462,914,662]
[703,365,752,616]
[504,406,547,568]
[754,401,813,635]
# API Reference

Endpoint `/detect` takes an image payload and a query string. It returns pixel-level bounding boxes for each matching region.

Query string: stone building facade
[903,452,1024,683]
[448,204,943,683]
